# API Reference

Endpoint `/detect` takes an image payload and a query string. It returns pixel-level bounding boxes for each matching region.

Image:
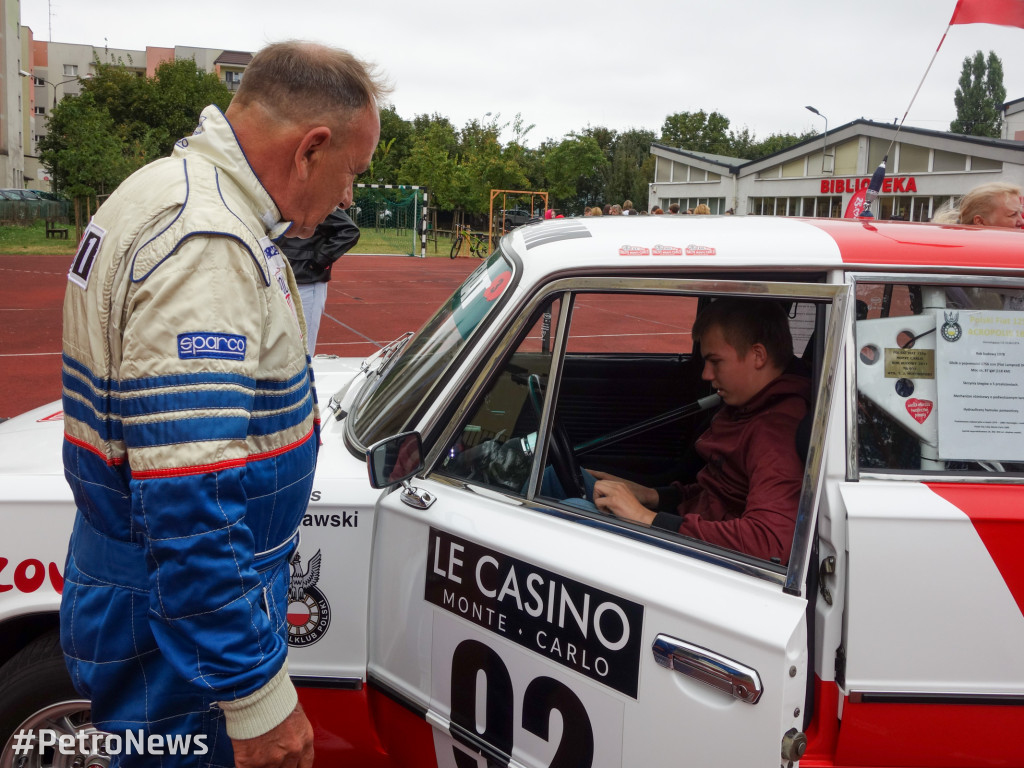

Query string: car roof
[502,216,1024,276]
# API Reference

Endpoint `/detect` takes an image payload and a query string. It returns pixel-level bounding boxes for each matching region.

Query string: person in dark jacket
[590,298,809,564]
[276,206,360,355]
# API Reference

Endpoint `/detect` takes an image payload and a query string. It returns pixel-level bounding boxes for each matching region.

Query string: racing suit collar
[173,105,292,240]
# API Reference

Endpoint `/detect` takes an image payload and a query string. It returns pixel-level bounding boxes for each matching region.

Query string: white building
[650,119,1024,221]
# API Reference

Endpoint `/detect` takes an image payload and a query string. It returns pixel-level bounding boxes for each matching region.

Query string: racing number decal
[522,677,594,767]
[449,639,594,768]
[451,640,514,758]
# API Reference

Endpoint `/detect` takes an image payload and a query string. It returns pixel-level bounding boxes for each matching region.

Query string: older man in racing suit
[59,42,383,768]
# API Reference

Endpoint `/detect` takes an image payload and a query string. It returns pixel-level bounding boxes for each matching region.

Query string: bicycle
[449,225,490,259]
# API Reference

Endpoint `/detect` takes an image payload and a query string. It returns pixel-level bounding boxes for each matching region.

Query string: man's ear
[749,342,769,369]
[293,126,332,181]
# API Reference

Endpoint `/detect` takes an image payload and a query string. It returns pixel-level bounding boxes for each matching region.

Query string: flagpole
[884,17,955,157]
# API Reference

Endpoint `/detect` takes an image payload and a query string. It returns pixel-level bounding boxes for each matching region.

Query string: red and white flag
[844,188,867,219]
[949,0,1024,28]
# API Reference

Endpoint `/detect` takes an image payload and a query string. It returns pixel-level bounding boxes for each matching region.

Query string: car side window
[438,298,562,493]
[438,284,837,574]
[855,280,1024,474]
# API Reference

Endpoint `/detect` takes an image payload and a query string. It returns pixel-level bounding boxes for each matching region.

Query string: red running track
[0,254,479,419]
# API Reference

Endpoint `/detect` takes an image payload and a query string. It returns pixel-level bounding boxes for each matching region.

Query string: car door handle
[652,634,763,704]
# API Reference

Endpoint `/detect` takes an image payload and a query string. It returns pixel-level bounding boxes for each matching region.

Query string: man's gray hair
[233,40,390,126]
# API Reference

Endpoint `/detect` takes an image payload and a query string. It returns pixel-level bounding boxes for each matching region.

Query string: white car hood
[0,402,67,478]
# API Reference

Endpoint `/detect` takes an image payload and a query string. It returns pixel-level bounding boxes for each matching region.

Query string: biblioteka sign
[821,177,919,194]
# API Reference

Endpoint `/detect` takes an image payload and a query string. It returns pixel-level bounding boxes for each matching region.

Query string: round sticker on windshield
[484,270,512,301]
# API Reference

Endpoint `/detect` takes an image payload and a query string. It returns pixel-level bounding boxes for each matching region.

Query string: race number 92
[449,639,594,768]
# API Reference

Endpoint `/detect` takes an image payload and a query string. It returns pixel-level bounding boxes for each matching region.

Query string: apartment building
[19,30,250,188]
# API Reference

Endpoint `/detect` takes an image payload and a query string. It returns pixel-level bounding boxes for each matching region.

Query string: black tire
[0,630,95,767]
[449,234,462,259]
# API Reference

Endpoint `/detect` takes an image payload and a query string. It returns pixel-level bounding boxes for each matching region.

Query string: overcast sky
[21,0,1024,148]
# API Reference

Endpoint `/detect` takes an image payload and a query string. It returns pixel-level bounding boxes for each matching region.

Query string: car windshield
[349,248,516,449]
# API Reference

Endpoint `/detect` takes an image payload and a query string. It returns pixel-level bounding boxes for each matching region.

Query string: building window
[33,76,45,87]
[33,106,45,116]
[661,197,726,214]
[933,150,966,172]
[748,196,841,218]
[225,71,243,91]
[897,144,929,173]
[969,156,1001,171]
[63,64,78,76]
[655,158,671,183]
[833,140,859,176]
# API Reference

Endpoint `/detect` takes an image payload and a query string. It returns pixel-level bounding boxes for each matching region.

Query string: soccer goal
[350,184,428,257]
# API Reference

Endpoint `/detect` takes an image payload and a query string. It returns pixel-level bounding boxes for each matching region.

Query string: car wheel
[0,630,105,768]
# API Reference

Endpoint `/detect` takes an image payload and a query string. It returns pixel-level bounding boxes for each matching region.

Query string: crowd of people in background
[581,200,721,217]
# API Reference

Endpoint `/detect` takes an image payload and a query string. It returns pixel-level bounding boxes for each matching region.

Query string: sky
[20,0,1024,148]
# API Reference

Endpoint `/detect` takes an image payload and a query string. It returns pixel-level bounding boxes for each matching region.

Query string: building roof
[650,143,748,171]
[213,50,252,67]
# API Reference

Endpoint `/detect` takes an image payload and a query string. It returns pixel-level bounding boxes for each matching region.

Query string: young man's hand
[590,470,659,508]
[593,480,657,526]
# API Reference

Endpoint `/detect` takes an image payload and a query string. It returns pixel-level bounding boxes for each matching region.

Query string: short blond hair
[693,203,711,215]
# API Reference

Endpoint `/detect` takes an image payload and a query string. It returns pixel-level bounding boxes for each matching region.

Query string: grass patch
[0,220,463,258]
[352,226,456,257]
[0,220,78,255]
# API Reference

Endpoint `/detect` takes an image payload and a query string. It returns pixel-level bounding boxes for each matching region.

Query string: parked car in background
[2,216,1023,767]
[501,208,536,228]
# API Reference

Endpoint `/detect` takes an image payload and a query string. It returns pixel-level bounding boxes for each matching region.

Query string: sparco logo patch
[177,332,247,361]
[287,550,331,647]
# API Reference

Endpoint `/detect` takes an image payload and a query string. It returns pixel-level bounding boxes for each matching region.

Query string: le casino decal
[425,528,644,698]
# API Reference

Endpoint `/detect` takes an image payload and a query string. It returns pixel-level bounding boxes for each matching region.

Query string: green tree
[607,128,656,209]
[660,111,733,154]
[950,50,1006,137]
[544,134,609,213]
[37,91,134,198]
[144,58,234,150]
[39,56,232,198]
[360,105,413,184]
[398,117,459,209]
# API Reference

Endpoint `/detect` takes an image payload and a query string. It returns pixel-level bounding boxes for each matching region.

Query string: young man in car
[590,298,810,565]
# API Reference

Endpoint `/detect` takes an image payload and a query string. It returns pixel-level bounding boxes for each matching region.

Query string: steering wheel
[527,374,587,499]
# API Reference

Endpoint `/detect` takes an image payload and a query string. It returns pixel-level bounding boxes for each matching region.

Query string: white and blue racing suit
[60,106,318,767]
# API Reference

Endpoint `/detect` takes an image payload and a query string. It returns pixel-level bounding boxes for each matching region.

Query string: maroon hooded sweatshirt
[651,372,811,564]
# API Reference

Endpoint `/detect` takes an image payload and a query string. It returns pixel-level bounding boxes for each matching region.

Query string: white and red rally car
[1,215,1023,767]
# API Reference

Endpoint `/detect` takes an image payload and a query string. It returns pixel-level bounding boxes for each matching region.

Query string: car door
[366,277,851,768]
[835,276,1024,767]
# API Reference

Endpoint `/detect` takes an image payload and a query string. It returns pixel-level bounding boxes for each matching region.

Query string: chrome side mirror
[366,431,424,489]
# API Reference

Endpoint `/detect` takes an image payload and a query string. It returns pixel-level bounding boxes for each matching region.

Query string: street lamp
[19,70,84,113]
[805,105,834,174]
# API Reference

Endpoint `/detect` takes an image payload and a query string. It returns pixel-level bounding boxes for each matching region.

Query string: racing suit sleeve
[120,236,312,738]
